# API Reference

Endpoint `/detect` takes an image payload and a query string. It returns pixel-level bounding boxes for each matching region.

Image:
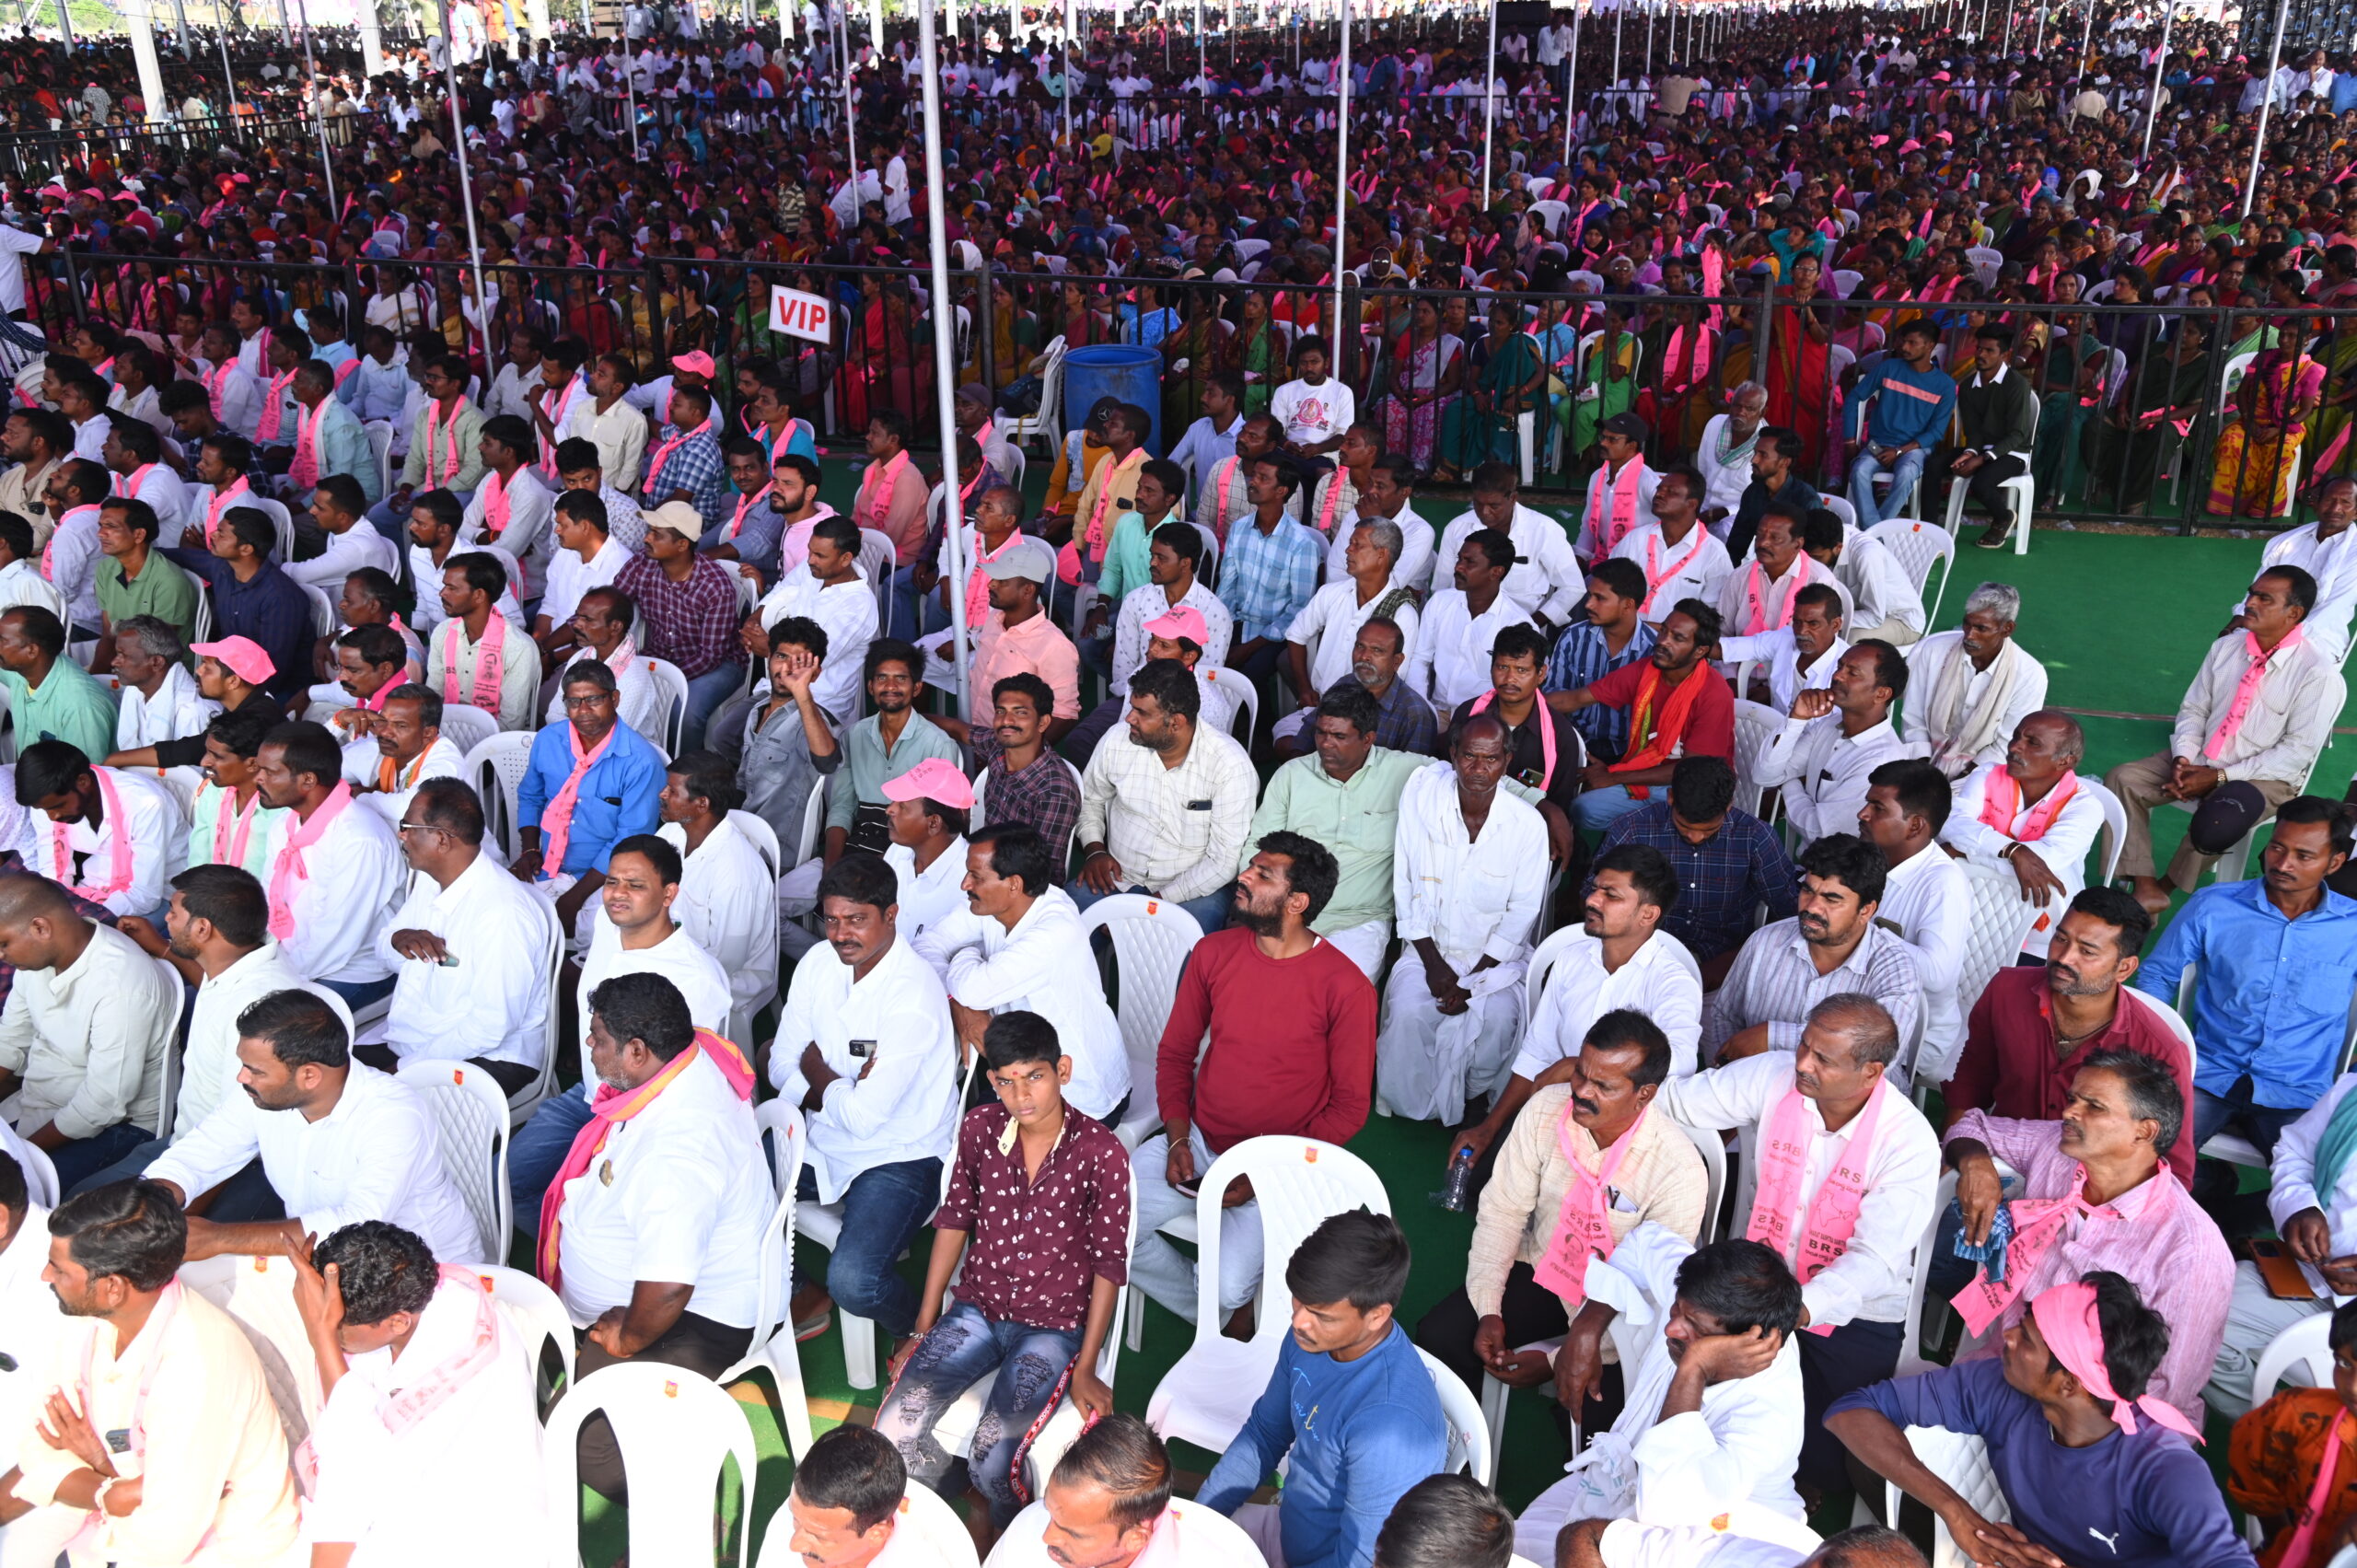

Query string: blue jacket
[1852,358,1959,452]
[517,718,665,877]
[1195,1323,1446,1568]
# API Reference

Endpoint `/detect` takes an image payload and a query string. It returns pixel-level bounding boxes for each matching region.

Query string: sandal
[1974,525,2012,550]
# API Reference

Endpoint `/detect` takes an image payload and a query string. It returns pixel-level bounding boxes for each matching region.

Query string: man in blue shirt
[2138,796,2357,1191]
[1846,320,1958,528]
[1197,1211,1446,1568]
[514,659,666,940]
[160,507,315,704]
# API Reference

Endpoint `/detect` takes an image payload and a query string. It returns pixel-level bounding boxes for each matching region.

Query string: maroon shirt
[1945,967,2198,1183]
[932,1102,1131,1331]
[1155,928,1378,1154]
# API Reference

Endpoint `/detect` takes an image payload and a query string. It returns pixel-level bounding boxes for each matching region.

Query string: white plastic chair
[393,1058,512,1264]
[857,528,899,633]
[1076,893,1204,1154]
[301,581,337,639]
[1226,670,1260,749]
[1731,699,1783,818]
[506,899,566,1130]
[640,655,691,758]
[433,701,499,757]
[543,1364,758,1568]
[1421,1343,1494,1485]
[17,1139,56,1208]
[1819,494,1858,533]
[461,730,536,861]
[727,1098,816,1459]
[1890,1425,2009,1568]
[148,956,191,1142]
[250,494,296,563]
[1966,246,2003,287]
[995,336,1068,457]
[793,772,830,868]
[1864,516,1959,628]
[473,1261,576,1405]
[725,808,784,1048]
[2075,774,2129,887]
[180,565,215,643]
[1934,866,2045,1085]
[1942,397,2040,553]
[1143,1137,1390,1456]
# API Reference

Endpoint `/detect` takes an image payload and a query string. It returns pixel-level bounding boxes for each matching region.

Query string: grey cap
[981,536,1058,585]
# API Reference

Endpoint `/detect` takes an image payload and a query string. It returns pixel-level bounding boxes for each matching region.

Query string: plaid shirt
[970,728,1081,881]
[1598,799,1799,964]
[614,552,746,680]
[1218,515,1323,643]
[1326,674,1441,757]
[641,421,730,534]
[1545,619,1657,761]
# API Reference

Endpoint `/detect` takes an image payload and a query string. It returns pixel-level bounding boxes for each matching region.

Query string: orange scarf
[1609,663,1707,800]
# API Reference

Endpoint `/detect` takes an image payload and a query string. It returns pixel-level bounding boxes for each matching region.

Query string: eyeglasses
[563,693,615,710]
[396,821,447,838]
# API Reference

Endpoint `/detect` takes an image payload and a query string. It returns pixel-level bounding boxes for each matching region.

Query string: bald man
[1940,710,2108,961]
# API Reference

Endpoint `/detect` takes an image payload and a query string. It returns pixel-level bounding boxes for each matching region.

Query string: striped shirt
[1544,619,1656,761]
[1701,917,1923,1063]
[1218,515,1324,644]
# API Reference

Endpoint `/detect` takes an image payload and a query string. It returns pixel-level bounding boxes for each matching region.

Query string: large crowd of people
[0,1,2348,1566]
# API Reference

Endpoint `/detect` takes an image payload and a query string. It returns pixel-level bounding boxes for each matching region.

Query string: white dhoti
[1376,958,1526,1125]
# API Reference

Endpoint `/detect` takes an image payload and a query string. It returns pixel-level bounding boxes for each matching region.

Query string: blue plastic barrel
[1062,344,1165,457]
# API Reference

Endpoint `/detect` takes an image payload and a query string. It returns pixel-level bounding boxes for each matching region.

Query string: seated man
[1843,319,1956,528]
[1747,641,1909,849]
[1598,756,1800,991]
[0,1150,60,1450]
[110,633,282,776]
[1196,1213,1446,1568]
[1375,721,1551,1127]
[1650,995,1940,1500]
[514,660,666,942]
[2138,796,2357,1179]
[1513,1225,1809,1563]
[1417,1010,1707,1439]
[1547,599,1735,836]
[1830,1274,2247,1568]
[0,604,118,766]
[877,1011,1130,1541]
[1944,1052,2231,1427]
[1806,509,1924,648]
[988,1412,1269,1568]
[2230,1298,2357,1561]
[107,614,211,760]
[543,586,663,741]
[254,721,407,1005]
[344,681,466,829]
[1429,462,1584,628]
[1370,1477,1515,1568]
[1702,834,1924,1070]
[1074,657,1258,935]
[1855,759,1968,1082]
[772,853,961,1347]
[424,551,543,733]
[656,750,778,1038]
[970,672,1083,857]
[1133,834,1376,1325]
[1716,582,1849,716]
[911,823,1129,1128]
[1942,711,2107,962]
[1543,561,1658,767]
[146,987,484,1261]
[1558,1524,1915,1568]
[539,970,770,1497]
[737,617,842,856]
[0,873,177,1190]
[1901,582,2049,781]
[13,738,184,920]
[821,639,962,860]
[1446,845,1701,1179]
[786,1423,979,1565]
[0,1180,298,1568]
[159,507,313,704]
[1407,530,1522,715]
[2107,566,2340,913]
[362,778,557,1096]
[310,621,406,727]
[882,756,973,947]
[292,1220,545,1563]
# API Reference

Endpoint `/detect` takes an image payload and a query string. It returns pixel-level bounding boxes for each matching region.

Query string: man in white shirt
[784,1424,987,1566]
[989,1414,1263,1568]
[1648,994,1940,1501]
[12,739,185,920]
[1901,581,2048,780]
[41,458,109,639]
[0,1145,60,1462]
[1747,641,1910,849]
[460,416,559,600]
[656,750,778,1040]
[1429,464,1585,628]
[1408,528,1531,712]
[552,437,648,553]
[1072,516,1234,759]
[1716,584,1849,717]
[1942,711,2107,960]
[2107,565,2341,913]
[108,616,214,760]
[1267,337,1357,456]
[545,970,771,1496]
[2237,474,2357,661]
[536,490,630,662]
[1610,465,1732,625]
[146,986,485,1264]
[295,1219,546,1563]
[424,550,543,732]
[254,721,407,1007]
[1695,384,1771,528]
[405,492,525,637]
[912,821,1129,1126]
[758,516,879,727]
[559,354,653,493]
[773,851,960,1346]
[288,474,399,594]
[356,777,554,1097]
[1073,657,1259,935]
[1575,414,1663,563]
[1856,759,1971,1084]
[1807,511,1923,647]
[0,512,63,625]
[1281,518,1421,744]
[0,872,177,1191]
[1376,721,1550,1126]
[342,680,465,830]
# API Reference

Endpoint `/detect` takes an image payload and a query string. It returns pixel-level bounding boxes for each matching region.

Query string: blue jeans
[1067,878,1235,937]
[796,1156,944,1338]
[49,1123,157,1194]
[69,1134,168,1195]
[509,1088,595,1236]
[1573,784,1648,834]
[1849,447,1930,526]
[681,661,747,752]
[873,1299,1083,1527]
[315,973,397,1011]
[2192,1078,2305,1157]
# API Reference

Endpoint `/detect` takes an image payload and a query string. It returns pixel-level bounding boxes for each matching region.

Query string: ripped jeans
[872,1298,1084,1526]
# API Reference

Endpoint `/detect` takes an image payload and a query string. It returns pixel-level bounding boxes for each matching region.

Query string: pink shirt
[970,609,1081,719]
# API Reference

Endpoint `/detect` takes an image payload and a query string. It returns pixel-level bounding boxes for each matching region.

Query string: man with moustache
[1546,600,1736,836]
[984,1413,1270,1567]
[342,682,465,829]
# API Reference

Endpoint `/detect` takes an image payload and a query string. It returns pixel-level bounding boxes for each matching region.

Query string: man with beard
[342,682,465,830]
[1276,614,1437,761]
[1546,600,1736,837]
[822,639,962,861]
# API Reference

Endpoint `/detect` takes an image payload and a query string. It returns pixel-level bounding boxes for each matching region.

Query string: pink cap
[671,350,717,377]
[1144,605,1209,645]
[881,757,976,809]
[192,635,275,687]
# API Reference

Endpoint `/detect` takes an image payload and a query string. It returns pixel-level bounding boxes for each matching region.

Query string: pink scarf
[439,613,506,715]
[2282,1408,2351,1568]
[854,447,910,532]
[1978,767,2079,842]
[1585,458,1647,556]
[49,769,134,904]
[424,396,469,488]
[2027,1281,2202,1441]
[266,782,354,940]
[727,488,764,540]
[1740,560,1805,635]
[255,368,295,443]
[1642,525,1709,610]
[212,785,263,867]
[539,378,584,477]
[967,531,1021,626]
[1952,1163,2140,1337]
[2205,626,2304,761]
[1471,687,1555,790]
[644,418,714,499]
[288,399,328,489]
[1210,454,1243,530]
[377,1267,505,1434]
[201,359,235,417]
[205,476,250,544]
[116,462,157,502]
[1530,1106,1645,1308]
[537,721,617,875]
[1747,1075,1888,1337]
[480,466,514,539]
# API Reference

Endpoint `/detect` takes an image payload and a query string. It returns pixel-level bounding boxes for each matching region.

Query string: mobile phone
[2251,1238,2319,1301]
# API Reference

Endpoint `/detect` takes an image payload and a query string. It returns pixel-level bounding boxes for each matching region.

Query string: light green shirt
[826,710,963,834]
[1241,745,1427,935]
[0,659,117,766]
[188,781,287,881]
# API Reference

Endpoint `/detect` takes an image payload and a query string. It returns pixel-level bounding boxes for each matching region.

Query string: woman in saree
[2298,313,2357,482]
[1378,295,1465,477]
[1637,295,1720,459]
[1567,303,1639,462]
[1233,290,1283,417]
[1439,301,1546,480]
[2211,316,2327,518]
[1758,252,1840,482]
[2033,306,2113,507]
[1159,283,1230,431]
[838,273,930,430]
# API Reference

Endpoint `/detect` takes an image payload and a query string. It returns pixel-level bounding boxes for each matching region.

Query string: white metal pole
[915,0,970,715]
[623,39,640,154]
[1480,0,1496,203]
[1195,0,1203,88]
[1332,0,1347,343]
[1643,0,1652,78]
[1562,0,1579,163]
[296,0,338,215]
[440,0,492,370]
[1609,0,1622,124]
[217,25,236,115]
[126,0,170,122]
[1062,0,1073,143]
[2141,1,2170,157]
[2076,0,2094,75]
[841,2,860,180]
[2243,0,2290,219]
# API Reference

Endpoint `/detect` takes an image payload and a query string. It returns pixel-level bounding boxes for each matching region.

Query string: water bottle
[1435,1145,1476,1212]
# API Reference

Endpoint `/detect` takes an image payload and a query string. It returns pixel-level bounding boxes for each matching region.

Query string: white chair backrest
[364,420,395,496]
[1731,699,1783,818]
[545,1364,757,1568]
[1672,1117,1730,1245]
[252,495,296,564]
[150,957,191,1142]
[473,1261,576,1404]
[1818,494,1857,533]
[1898,1426,2009,1568]
[461,730,536,860]
[435,700,499,757]
[2120,985,2195,1084]
[2080,774,2129,886]
[729,807,783,877]
[1190,1136,1389,1347]
[180,565,215,643]
[17,1140,55,1208]
[641,655,691,759]
[1417,1344,1494,1485]
[1898,1169,1956,1378]
[301,582,337,639]
[393,1058,513,1262]
[794,772,830,866]
[1945,865,2043,1077]
[2252,1310,2337,1402]
[747,1098,809,1362]
[1077,894,1203,1144]
[1864,516,1956,610]
[857,528,898,626]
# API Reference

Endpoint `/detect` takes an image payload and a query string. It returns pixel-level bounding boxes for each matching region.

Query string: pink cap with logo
[1143,605,1209,645]
[881,757,977,809]
[191,635,275,687]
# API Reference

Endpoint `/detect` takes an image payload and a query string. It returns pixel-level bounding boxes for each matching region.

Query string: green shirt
[188,780,287,881]
[1097,508,1174,609]
[826,710,963,833]
[1241,746,1428,935]
[97,552,202,651]
[0,659,117,765]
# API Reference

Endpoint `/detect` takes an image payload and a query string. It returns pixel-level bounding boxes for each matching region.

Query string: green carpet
[579,471,2347,1561]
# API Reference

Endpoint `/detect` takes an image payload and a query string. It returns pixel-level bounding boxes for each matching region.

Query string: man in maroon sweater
[1128,830,1379,1330]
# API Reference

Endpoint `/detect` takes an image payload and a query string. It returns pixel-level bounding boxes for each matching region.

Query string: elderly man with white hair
[1275,516,1421,749]
[1899,582,2049,780]
[1694,382,1771,533]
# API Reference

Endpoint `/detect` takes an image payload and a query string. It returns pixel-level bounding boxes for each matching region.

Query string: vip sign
[769,286,833,344]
